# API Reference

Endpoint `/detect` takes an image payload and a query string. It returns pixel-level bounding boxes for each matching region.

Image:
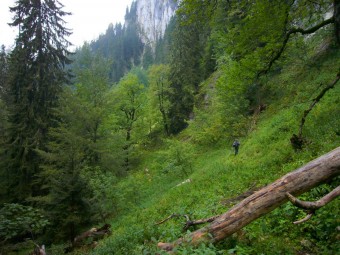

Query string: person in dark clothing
[232,139,240,155]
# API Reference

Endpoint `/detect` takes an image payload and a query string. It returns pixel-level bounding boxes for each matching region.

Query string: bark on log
[74,224,111,244]
[158,147,340,251]
[30,244,46,255]
[70,224,111,251]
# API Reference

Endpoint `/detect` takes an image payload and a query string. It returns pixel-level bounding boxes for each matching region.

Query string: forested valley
[0,0,339,254]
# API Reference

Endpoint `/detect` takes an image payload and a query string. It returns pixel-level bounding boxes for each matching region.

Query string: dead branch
[158,147,340,252]
[293,212,314,224]
[175,178,192,187]
[183,215,220,231]
[286,185,339,224]
[156,213,220,232]
[297,72,340,139]
[286,186,340,210]
[155,213,190,226]
[290,72,340,150]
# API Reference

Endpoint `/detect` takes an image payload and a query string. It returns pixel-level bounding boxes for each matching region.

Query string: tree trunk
[158,147,340,251]
[334,0,340,44]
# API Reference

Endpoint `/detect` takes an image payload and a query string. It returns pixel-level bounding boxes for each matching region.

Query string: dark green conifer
[38,120,93,242]
[0,45,8,95]
[1,0,72,202]
[167,16,207,134]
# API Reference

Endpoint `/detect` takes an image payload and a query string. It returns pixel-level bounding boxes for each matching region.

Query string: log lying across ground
[65,224,111,253]
[158,147,340,252]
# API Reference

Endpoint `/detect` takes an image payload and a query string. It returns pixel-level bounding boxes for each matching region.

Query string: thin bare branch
[155,213,176,225]
[183,215,220,231]
[156,213,220,232]
[298,72,340,138]
[286,185,340,210]
[155,213,190,226]
[293,212,314,224]
[286,186,340,224]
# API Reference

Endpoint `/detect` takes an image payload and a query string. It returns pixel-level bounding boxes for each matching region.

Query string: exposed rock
[135,0,178,48]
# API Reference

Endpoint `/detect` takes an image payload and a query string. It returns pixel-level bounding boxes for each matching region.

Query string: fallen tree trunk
[158,147,340,252]
[65,224,111,253]
[30,244,46,255]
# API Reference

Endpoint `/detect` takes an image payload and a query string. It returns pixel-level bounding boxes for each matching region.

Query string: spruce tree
[0,46,9,203]
[38,117,93,242]
[0,45,8,95]
[36,51,117,241]
[1,0,72,202]
[167,16,206,134]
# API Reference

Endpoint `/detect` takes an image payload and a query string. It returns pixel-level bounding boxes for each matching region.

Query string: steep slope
[88,47,339,255]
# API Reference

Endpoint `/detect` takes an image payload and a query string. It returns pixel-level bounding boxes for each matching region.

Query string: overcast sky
[0,0,134,49]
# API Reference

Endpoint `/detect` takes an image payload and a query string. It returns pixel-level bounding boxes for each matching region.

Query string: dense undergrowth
[2,2,339,255]
[63,46,340,255]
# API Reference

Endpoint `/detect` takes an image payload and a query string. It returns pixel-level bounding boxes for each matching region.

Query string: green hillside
[58,47,340,254]
[0,1,339,254]
[84,46,339,255]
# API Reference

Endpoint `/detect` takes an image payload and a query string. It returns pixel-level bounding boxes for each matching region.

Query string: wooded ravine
[0,0,339,254]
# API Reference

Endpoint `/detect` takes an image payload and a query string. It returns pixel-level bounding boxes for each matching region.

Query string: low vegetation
[0,0,339,254]
[85,47,339,255]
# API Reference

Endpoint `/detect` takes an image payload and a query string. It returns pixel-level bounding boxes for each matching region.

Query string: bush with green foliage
[0,203,49,241]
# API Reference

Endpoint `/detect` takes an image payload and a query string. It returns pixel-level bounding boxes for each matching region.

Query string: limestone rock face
[135,0,178,46]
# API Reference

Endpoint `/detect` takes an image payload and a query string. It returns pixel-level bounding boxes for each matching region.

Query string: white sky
[0,0,134,49]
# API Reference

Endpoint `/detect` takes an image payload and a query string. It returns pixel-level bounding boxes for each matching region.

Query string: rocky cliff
[134,0,178,47]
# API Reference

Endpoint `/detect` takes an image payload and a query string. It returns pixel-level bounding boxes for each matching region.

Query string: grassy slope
[87,48,339,254]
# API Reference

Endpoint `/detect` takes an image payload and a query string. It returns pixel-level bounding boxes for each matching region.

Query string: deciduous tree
[147,64,171,136]
[111,72,146,170]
